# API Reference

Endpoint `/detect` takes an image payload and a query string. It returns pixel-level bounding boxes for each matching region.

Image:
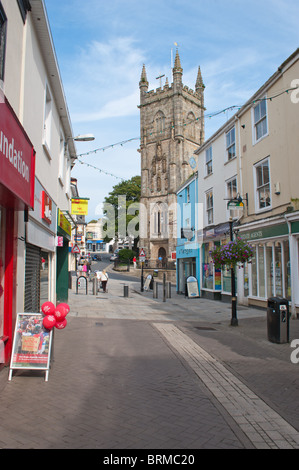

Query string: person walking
[101,269,109,293]
[133,256,137,269]
[82,260,88,277]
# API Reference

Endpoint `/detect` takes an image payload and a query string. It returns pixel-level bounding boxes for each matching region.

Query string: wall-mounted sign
[56,236,63,247]
[0,97,35,208]
[71,198,89,215]
[58,209,71,238]
[41,191,52,224]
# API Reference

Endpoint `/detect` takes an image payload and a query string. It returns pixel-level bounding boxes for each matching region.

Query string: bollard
[163,273,166,302]
[92,277,97,295]
[167,281,171,298]
[124,285,129,297]
[153,281,158,299]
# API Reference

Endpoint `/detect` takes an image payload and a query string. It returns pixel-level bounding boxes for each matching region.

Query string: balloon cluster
[41,302,70,330]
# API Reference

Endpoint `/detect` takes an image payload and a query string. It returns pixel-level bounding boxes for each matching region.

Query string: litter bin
[267,297,290,343]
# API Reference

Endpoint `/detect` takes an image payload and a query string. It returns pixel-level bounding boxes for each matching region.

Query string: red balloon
[54,304,68,321]
[55,318,67,330]
[58,303,70,314]
[43,315,56,330]
[41,302,55,316]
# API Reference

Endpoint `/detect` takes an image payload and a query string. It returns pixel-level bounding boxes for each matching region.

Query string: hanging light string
[75,85,298,178]
[77,158,125,181]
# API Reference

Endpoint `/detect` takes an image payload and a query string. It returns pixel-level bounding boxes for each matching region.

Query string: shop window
[251,246,257,296]
[258,244,265,298]
[0,2,7,83]
[202,242,214,289]
[274,242,283,296]
[266,242,274,298]
[40,252,49,305]
[284,241,291,301]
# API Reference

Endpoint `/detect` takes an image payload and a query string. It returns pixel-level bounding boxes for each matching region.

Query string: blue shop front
[176,244,201,295]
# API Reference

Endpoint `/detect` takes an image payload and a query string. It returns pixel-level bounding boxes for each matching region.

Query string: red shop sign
[0,97,35,208]
[42,191,52,224]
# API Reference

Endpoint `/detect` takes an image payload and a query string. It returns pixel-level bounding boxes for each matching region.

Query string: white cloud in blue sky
[44,0,299,221]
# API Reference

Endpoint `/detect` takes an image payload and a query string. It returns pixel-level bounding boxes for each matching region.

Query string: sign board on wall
[0,97,35,208]
[8,313,53,382]
[71,198,89,215]
[41,191,52,224]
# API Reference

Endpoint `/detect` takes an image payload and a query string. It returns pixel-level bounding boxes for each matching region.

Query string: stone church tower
[138,50,205,263]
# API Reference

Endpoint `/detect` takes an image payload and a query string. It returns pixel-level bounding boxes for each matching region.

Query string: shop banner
[9,313,53,381]
[0,98,35,208]
[71,198,89,215]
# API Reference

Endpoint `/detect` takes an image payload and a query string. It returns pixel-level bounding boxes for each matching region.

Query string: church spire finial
[139,64,149,89]
[173,49,182,74]
[195,65,204,90]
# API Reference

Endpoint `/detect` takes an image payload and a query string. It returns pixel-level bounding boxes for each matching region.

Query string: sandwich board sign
[9,313,53,381]
[186,276,199,298]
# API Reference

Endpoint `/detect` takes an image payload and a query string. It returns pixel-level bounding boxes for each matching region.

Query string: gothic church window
[155,111,165,136]
[186,112,196,139]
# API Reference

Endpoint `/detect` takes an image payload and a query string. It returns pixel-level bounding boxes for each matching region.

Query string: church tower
[138,51,205,263]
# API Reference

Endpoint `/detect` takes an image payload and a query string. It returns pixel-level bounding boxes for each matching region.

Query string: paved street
[0,265,299,451]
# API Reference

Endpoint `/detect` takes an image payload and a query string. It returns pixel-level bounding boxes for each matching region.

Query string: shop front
[57,210,72,303]
[25,179,57,314]
[0,97,35,365]
[238,218,296,311]
[176,244,200,295]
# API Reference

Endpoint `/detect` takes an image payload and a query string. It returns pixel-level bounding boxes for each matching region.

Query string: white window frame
[254,157,271,212]
[43,83,52,159]
[205,189,213,225]
[58,130,65,185]
[205,146,212,176]
[226,127,236,161]
[252,96,268,144]
[226,176,237,218]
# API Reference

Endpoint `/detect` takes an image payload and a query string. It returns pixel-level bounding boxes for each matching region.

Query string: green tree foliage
[118,248,135,262]
[103,175,141,247]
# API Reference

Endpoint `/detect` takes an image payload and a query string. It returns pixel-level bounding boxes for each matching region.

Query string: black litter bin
[267,297,290,343]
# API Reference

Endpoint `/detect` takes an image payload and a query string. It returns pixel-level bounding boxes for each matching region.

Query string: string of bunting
[77,158,125,181]
[75,85,298,178]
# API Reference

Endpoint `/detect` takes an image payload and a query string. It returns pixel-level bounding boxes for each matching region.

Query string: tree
[103,175,141,250]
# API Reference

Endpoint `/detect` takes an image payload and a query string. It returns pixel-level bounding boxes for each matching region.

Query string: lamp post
[229,217,238,326]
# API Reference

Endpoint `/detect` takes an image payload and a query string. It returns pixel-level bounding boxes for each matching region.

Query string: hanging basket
[210,238,254,270]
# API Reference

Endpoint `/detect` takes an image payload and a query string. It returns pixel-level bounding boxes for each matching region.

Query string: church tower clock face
[138,51,205,263]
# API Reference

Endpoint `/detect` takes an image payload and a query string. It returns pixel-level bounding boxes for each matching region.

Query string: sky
[44,0,299,222]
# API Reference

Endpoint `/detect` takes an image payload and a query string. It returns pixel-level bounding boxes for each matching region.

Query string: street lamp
[229,217,238,326]
[73,134,95,142]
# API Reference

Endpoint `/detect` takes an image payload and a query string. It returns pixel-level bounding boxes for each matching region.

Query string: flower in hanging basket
[210,238,254,269]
